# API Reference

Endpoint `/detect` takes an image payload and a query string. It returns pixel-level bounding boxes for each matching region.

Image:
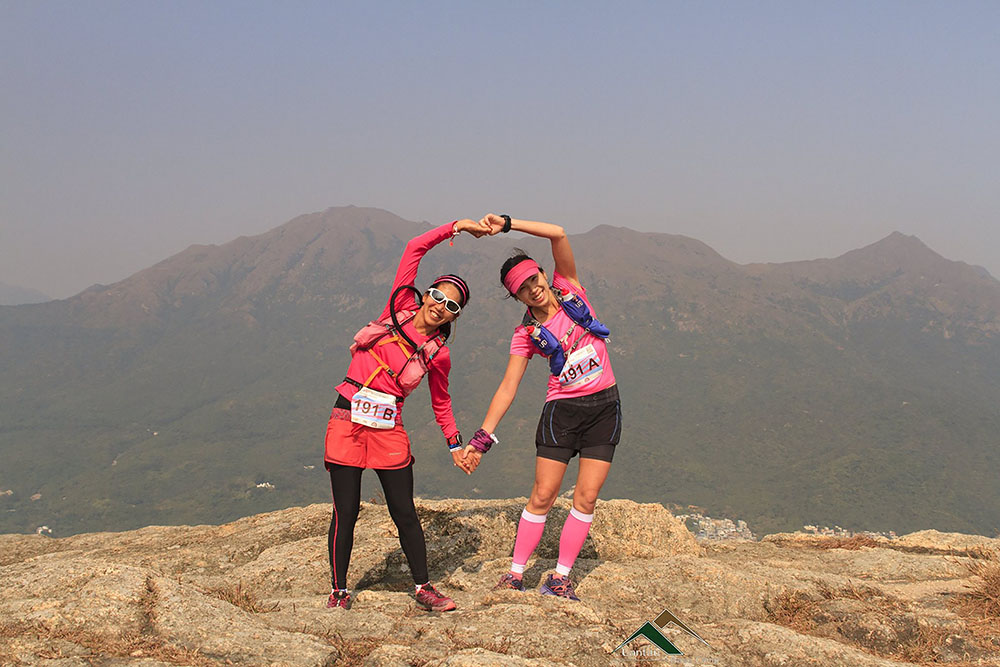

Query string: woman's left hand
[480,214,507,236]
[451,446,474,474]
[463,445,483,472]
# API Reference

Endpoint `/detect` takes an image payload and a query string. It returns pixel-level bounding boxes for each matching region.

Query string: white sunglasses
[426,287,462,314]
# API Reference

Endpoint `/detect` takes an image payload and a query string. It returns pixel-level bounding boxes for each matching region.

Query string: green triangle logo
[613,621,683,655]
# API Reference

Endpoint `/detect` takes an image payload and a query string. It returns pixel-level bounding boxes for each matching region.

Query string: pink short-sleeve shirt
[509,272,617,402]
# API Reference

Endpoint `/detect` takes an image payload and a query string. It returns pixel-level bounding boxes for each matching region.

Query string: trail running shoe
[539,574,580,601]
[414,583,457,611]
[326,590,352,609]
[493,573,526,592]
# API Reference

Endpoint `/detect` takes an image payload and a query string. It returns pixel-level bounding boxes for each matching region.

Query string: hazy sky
[3,1,998,298]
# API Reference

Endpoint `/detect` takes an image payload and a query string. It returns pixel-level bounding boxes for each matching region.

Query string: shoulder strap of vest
[556,288,610,340]
[420,328,449,365]
[388,311,447,366]
[382,309,416,329]
[361,310,416,350]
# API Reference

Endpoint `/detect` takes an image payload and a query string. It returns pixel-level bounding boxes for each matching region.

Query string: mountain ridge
[0,281,50,306]
[1,206,998,538]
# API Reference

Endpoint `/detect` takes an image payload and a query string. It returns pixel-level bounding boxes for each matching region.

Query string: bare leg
[571,458,612,514]
[526,456,570,514]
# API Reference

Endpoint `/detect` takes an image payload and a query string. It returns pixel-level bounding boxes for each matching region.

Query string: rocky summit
[1,498,998,666]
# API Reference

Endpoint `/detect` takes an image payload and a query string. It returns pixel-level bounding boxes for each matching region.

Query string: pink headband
[432,274,470,305]
[503,259,540,294]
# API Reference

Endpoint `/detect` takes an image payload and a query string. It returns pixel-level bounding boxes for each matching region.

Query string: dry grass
[767,583,969,665]
[207,581,280,613]
[764,589,819,632]
[0,620,218,666]
[0,576,219,665]
[892,544,999,559]
[795,546,1000,662]
[815,535,883,550]
[818,581,908,613]
[949,554,1000,651]
[294,597,526,666]
[320,632,392,667]
[958,555,1000,616]
[965,545,997,561]
[443,626,516,655]
[779,534,998,561]
[887,621,952,665]
[772,535,885,551]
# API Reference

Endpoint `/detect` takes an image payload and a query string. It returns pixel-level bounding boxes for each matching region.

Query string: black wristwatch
[500,214,512,234]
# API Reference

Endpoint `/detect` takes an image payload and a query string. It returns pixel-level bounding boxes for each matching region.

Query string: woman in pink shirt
[463,214,621,601]
[325,218,489,612]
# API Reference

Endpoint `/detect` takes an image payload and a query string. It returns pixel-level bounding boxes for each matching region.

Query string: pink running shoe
[414,583,457,611]
[326,590,352,609]
[539,574,580,601]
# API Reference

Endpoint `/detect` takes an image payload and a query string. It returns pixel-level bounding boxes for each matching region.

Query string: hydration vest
[349,310,446,396]
[522,288,611,376]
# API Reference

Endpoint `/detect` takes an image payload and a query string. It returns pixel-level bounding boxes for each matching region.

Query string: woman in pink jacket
[325,218,488,611]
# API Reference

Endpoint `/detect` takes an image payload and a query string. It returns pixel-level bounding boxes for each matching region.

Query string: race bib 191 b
[351,386,398,429]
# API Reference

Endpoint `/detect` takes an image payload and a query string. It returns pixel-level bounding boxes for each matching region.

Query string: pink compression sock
[510,508,547,575]
[555,507,594,576]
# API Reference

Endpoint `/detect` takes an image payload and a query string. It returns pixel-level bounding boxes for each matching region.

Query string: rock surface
[1,498,997,666]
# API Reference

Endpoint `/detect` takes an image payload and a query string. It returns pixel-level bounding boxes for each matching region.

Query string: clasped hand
[454,218,492,238]
[452,445,483,475]
[454,215,509,239]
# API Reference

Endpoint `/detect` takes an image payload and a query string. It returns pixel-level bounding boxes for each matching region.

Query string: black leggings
[327,463,428,589]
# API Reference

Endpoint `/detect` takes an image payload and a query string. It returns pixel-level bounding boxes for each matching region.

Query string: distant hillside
[1,206,999,537]
[0,281,50,306]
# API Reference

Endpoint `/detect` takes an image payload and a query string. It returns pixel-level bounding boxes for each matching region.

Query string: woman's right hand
[451,445,481,474]
[456,218,492,238]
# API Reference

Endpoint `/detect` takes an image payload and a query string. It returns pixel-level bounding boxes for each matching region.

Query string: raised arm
[483,214,579,288]
[380,218,489,319]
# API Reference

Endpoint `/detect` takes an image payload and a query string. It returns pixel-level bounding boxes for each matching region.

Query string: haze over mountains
[1,206,998,537]
[0,281,50,306]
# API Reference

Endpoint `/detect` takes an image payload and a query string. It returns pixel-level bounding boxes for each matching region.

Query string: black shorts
[535,385,621,464]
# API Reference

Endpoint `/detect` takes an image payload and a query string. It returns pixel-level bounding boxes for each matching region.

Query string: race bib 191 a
[558,343,604,388]
[351,386,398,429]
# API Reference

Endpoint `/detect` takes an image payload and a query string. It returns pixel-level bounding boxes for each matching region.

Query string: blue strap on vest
[559,291,610,338]
[522,288,610,376]
[523,318,566,376]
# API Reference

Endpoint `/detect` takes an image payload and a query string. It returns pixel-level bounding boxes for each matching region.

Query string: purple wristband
[469,428,497,453]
